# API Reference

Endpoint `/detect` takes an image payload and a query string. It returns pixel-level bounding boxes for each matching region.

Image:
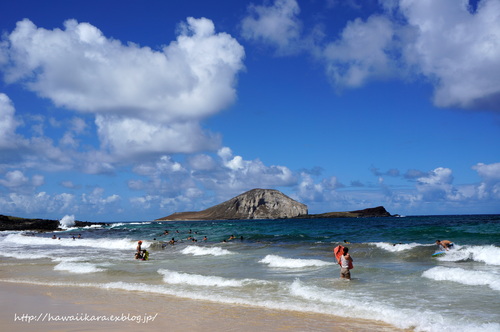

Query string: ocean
[1,214,499,331]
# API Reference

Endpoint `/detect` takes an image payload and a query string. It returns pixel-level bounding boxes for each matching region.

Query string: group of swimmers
[51,234,82,240]
[159,229,206,245]
[135,230,247,259]
[158,230,243,246]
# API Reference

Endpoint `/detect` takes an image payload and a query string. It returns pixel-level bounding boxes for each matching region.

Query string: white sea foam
[52,256,86,263]
[437,245,500,265]
[111,279,500,332]
[158,269,248,287]
[57,226,79,231]
[59,215,76,228]
[0,251,51,260]
[370,242,423,252]
[3,278,499,332]
[59,225,103,232]
[259,255,333,268]
[288,279,415,327]
[422,266,500,291]
[109,223,127,227]
[181,246,233,256]
[107,222,149,227]
[0,230,24,235]
[1,233,143,250]
[54,261,105,274]
[287,279,500,332]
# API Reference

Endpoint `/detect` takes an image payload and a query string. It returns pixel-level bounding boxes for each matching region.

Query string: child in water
[135,240,144,259]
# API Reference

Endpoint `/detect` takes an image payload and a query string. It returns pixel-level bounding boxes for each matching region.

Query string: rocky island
[298,206,392,219]
[157,189,308,221]
[157,188,393,221]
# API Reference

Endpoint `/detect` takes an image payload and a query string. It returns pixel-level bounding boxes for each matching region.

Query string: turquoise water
[1,215,499,331]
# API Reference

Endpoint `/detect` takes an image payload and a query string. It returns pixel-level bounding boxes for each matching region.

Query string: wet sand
[0,256,408,332]
[0,280,409,332]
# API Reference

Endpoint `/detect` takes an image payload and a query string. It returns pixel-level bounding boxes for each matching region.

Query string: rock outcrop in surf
[157,188,308,221]
[0,215,105,231]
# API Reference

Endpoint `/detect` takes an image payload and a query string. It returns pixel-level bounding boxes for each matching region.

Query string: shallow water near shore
[1,215,500,331]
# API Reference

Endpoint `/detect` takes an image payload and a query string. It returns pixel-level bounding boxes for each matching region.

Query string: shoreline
[1,280,407,332]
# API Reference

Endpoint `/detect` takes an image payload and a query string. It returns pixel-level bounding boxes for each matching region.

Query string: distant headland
[0,215,105,232]
[156,188,394,221]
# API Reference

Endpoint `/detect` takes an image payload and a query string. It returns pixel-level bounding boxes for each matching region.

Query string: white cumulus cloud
[0,170,29,188]
[0,17,245,159]
[242,0,500,112]
[0,93,21,148]
[0,170,44,194]
[0,191,75,216]
[472,162,500,200]
[398,0,500,110]
[128,147,298,209]
[322,15,398,88]
[415,167,469,202]
[241,0,302,54]
[81,187,121,214]
[473,162,500,181]
[326,0,500,110]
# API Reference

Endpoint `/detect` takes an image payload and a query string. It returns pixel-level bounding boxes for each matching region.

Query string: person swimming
[436,240,454,251]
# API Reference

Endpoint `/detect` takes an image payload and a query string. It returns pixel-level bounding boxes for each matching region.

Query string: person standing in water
[340,247,354,280]
[136,240,143,259]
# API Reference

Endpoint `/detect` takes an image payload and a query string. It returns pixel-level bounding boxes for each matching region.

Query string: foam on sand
[158,269,256,287]
[287,279,500,332]
[181,246,233,256]
[54,261,105,274]
[3,278,499,332]
[0,251,51,260]
[259,254,333,268]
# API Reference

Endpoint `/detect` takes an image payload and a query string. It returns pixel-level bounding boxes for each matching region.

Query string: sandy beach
[1,280,406,332]
[4,215,499,331]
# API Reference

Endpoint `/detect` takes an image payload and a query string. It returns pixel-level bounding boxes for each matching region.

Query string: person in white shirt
[339,247,353,280]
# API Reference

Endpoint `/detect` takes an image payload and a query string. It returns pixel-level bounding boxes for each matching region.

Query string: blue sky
[0,0,499,222]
